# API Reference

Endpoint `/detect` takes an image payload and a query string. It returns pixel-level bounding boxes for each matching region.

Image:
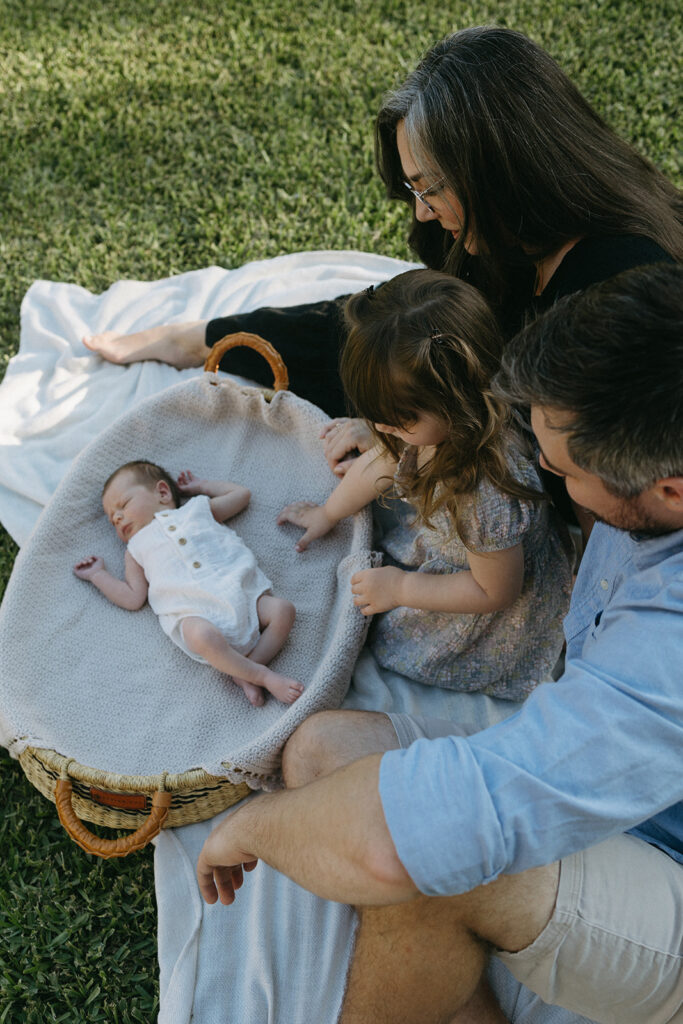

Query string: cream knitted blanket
[0,374,372,785]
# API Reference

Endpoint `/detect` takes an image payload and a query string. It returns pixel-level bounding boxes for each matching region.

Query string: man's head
[102,461,180,542]
[494,263,683,533]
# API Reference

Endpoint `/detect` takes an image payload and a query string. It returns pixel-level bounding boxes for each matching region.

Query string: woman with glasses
[84,25,680,457]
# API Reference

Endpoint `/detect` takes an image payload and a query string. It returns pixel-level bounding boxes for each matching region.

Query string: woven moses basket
[0,335,373,857]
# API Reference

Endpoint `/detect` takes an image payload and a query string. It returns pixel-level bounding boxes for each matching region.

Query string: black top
[536,234,672,310]
[206,235,674,418]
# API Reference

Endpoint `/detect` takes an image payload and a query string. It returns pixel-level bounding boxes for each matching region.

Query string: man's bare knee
[343,896,490,1024]
[341,867,559,1023]
[282,710,398,789]
[282,711,349,788]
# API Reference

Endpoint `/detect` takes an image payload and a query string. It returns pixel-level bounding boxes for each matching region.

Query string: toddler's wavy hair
[341,269,542,541]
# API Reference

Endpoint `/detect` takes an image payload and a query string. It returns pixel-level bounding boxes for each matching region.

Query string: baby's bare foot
[82,321,207,368]
[233,678,266,707]
[261,669,304,705]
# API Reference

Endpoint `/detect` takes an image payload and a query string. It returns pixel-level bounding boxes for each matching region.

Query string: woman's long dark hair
[376,27,682,311]
[341,270,543,543]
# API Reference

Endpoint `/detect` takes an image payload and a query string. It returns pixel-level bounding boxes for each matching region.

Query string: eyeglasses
[403,177,445,212]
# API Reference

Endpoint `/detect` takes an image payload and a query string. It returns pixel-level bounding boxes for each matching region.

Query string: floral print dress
[370,444,572,700]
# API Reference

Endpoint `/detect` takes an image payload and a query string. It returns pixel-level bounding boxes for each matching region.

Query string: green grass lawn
[0,0,680,1020]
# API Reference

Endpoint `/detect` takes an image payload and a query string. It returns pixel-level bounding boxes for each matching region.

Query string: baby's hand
[276,501,334,552]
[73,555,105,581]
[177,469,205,495]
[350,566,405,616]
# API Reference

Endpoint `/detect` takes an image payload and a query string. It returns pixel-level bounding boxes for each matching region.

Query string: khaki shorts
[387,712,683,1024]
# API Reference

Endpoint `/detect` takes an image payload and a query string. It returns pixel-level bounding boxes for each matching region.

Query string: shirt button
[178,537,187,545]
[193,561,201,569]
[168,525,176,532]
[600,579,609,590]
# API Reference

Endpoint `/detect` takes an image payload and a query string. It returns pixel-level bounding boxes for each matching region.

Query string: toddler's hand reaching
[350,566,405,615]
[320,418,374,477]
[277,501,334,552]
[73,555,105,581]
[177,469,205,495]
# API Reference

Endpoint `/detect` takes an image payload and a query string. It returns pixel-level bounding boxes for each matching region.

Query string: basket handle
[54,778,172,859]
[203,331,289,391]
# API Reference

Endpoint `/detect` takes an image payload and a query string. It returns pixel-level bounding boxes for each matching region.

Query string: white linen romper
[127,494,272,660]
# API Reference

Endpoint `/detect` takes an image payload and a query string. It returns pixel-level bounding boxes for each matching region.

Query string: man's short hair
[494,263,682,497]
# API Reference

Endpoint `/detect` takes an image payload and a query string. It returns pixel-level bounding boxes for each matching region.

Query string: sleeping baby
[74,460,303,706]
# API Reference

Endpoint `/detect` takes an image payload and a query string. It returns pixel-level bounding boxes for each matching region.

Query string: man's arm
[199,530,683,906]
[201,576,683,905]
[196,754,419,907]
[380,624,683,896]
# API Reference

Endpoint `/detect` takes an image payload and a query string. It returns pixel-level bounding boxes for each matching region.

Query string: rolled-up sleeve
[379,567,683,895]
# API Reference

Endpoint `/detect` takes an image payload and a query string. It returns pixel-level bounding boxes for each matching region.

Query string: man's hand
[195,756,417,908]
[196,816,259,906]
[73,555,106,581]
[350,566,406,615]
[277,501,335,551]
[320,418,374,477]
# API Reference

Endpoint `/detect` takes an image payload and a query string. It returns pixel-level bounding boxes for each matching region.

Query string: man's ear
[156,480,173,504]
[652,477,683,512]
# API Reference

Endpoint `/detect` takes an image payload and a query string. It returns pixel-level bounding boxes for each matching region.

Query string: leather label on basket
[90,788,147,811]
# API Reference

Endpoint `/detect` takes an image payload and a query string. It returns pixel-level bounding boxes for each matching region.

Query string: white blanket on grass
[0,250,419,547]
[0,251,596,1024]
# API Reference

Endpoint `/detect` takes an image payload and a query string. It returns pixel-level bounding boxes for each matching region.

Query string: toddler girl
[278,270,572,699]
[74,461,303,706]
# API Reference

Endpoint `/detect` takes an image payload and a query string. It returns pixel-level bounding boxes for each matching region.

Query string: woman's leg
[83,320,208,367]
[84,296,350,415]
[206,297,350,417]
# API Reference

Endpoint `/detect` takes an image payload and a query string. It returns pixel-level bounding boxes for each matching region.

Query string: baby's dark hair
[102,461,182,507]
[342,269,542,536]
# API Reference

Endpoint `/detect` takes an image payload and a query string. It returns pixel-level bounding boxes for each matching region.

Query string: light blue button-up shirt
[379,522,683,896]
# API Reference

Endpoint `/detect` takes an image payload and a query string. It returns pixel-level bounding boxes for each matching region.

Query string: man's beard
[589,493,670,537]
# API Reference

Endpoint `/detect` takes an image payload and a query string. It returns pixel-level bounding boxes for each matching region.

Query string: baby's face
[103,470,174,542]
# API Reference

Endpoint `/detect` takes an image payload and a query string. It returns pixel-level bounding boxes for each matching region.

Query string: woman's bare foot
[83,321,208,368]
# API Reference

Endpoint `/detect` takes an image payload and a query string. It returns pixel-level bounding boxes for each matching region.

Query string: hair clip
[430,329,445,344]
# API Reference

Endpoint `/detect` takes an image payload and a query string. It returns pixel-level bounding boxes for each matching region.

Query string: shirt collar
[628,526,683,570]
